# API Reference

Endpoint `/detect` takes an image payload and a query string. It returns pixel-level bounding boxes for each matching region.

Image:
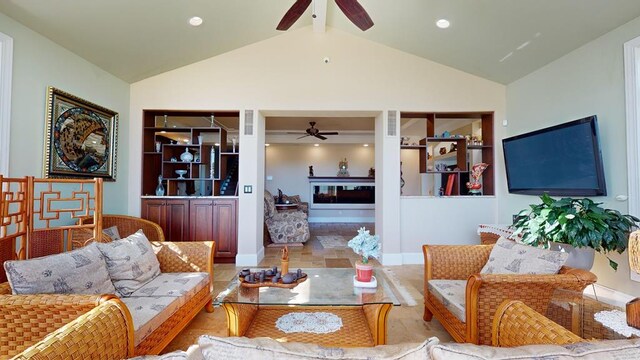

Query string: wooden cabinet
[141,198,238,263]
[212,199,237,263]
[166,200,189,242]
[190,199,214,241]
[141,199,190,242]
[140,110,240,263]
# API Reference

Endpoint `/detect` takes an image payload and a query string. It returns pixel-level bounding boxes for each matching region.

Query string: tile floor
[163,223,453,353]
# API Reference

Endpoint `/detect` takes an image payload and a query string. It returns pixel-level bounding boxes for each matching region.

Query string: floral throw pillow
[4,242,116,295]
[96,230,161,297]
[480,237,569,275]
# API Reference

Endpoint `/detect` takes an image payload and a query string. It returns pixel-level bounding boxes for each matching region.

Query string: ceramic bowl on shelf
[175,170,188,179]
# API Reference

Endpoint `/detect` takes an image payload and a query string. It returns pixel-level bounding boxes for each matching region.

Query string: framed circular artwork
[43,87,118,180]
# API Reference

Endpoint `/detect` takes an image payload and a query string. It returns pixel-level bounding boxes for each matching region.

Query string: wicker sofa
[422,243,598,345]
[9,298,640,359]
[0,240,215,358]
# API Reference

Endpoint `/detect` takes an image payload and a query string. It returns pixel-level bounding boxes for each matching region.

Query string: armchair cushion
[96,230,161,297]
[3,242,115,295]
[121,295,183,346]
[480,237,568,275]
[427,280,466,322]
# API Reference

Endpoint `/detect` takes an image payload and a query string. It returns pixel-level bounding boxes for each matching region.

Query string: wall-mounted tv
[502,116,606,196]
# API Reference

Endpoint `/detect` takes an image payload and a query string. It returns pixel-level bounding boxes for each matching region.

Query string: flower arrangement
[347,227,380,264]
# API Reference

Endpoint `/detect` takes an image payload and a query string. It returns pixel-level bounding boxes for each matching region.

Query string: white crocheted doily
[275,312,343,334]
[593,310,640,338]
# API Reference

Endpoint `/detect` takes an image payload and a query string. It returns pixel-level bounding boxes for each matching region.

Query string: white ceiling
[2,1,640,84]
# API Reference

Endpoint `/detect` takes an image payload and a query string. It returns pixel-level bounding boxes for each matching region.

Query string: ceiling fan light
[188,16,203,27]
[436,19,450,29]
[314,144,320,147]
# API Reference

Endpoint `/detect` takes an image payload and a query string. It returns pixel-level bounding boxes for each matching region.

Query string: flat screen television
[502,115,606,196]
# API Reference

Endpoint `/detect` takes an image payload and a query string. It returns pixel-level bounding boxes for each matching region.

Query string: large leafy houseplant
[513,194,639,270]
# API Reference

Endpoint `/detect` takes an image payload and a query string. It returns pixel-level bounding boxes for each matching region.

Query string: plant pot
[355,261,374,282]
[548,242,595,270]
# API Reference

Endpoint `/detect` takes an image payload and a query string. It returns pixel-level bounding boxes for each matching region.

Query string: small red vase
[355,261,374,282]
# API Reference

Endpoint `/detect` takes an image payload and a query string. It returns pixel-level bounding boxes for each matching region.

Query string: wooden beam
[313,0,328,33]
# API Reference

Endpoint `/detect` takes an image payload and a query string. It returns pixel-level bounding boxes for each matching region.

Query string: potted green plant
[513,194,640,270]
[347,227,380,282]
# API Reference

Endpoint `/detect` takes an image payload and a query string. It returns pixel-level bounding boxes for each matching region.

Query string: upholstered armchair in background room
[422,238,598,345]
[264,190,310,244]
[273,190,309,215]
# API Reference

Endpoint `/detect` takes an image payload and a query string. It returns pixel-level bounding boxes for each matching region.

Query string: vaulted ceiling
[2,1,640,84]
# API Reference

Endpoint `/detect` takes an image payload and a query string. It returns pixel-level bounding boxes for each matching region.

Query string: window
[0,32,13,176]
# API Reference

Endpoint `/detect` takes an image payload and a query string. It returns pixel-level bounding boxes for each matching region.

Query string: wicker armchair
[72,214,165,248]
[422,244,597,345]
[0,241,214,357]
[492,299,584,347]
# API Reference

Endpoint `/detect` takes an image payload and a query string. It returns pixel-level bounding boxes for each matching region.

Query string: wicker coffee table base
[222,303,392,347]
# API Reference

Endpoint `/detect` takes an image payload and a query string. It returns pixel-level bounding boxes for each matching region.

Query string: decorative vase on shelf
[180,148,193,162]
[155,175,165,196]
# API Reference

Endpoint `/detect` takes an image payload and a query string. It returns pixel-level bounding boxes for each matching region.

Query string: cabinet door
[166,199,190,241]
[141,199,167,235]
[189,199,214,241]
[213,199,237,262]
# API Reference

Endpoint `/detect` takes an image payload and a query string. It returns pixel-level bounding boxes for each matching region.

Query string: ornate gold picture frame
[43,87,118,181]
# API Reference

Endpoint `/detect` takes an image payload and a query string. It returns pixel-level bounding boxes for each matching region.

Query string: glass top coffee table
[214,268,400,347]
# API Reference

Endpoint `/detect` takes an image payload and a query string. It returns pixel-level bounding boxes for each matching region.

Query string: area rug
[325,258,353,268]
[317,235,349,249]
[266,242,304,248]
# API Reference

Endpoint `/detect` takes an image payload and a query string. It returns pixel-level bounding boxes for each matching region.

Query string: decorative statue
[309,165,314,177]
[368,167,375,178]
[466,163,489,195]
[337,158,350,177]
[277,188,284,204]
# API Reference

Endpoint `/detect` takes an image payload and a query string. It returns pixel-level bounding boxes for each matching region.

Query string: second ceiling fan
[277,0,374,32]
[288,122,339,140]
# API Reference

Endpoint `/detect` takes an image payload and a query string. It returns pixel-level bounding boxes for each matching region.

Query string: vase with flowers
[348,227,380,283]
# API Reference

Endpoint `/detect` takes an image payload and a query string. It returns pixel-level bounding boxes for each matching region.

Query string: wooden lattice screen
[0,176,29,283]
[0,176,103,281]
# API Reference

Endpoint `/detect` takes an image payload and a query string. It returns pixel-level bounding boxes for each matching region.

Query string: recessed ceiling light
[363,144,369,147]
[436,19,450,29]
[189,16,203,27]
[183,139,189,143]
[265,144,270,147]
[214,143,220,146]
[314,144,320,147]
[160,131,167,134]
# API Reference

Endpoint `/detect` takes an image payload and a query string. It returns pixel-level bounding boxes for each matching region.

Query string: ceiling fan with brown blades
[277,0,374,31]
[288,122,339,140]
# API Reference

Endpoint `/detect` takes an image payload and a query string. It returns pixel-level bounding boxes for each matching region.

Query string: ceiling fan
[277,0,374,31]
[288,122,339,140]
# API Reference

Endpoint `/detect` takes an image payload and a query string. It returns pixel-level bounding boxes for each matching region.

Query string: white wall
[0,12,130,213]
[505,16,640,296]
[129,26,506,265]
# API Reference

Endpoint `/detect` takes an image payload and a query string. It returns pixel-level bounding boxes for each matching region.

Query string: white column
[376,111,402,265]
[236,110,266,266]
[0,32,13,176]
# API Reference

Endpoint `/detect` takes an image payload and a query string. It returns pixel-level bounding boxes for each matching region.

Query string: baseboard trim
[402,252,424,264]
[235,247,265,266]
[381,253,403,266]
[309,217,375,223]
